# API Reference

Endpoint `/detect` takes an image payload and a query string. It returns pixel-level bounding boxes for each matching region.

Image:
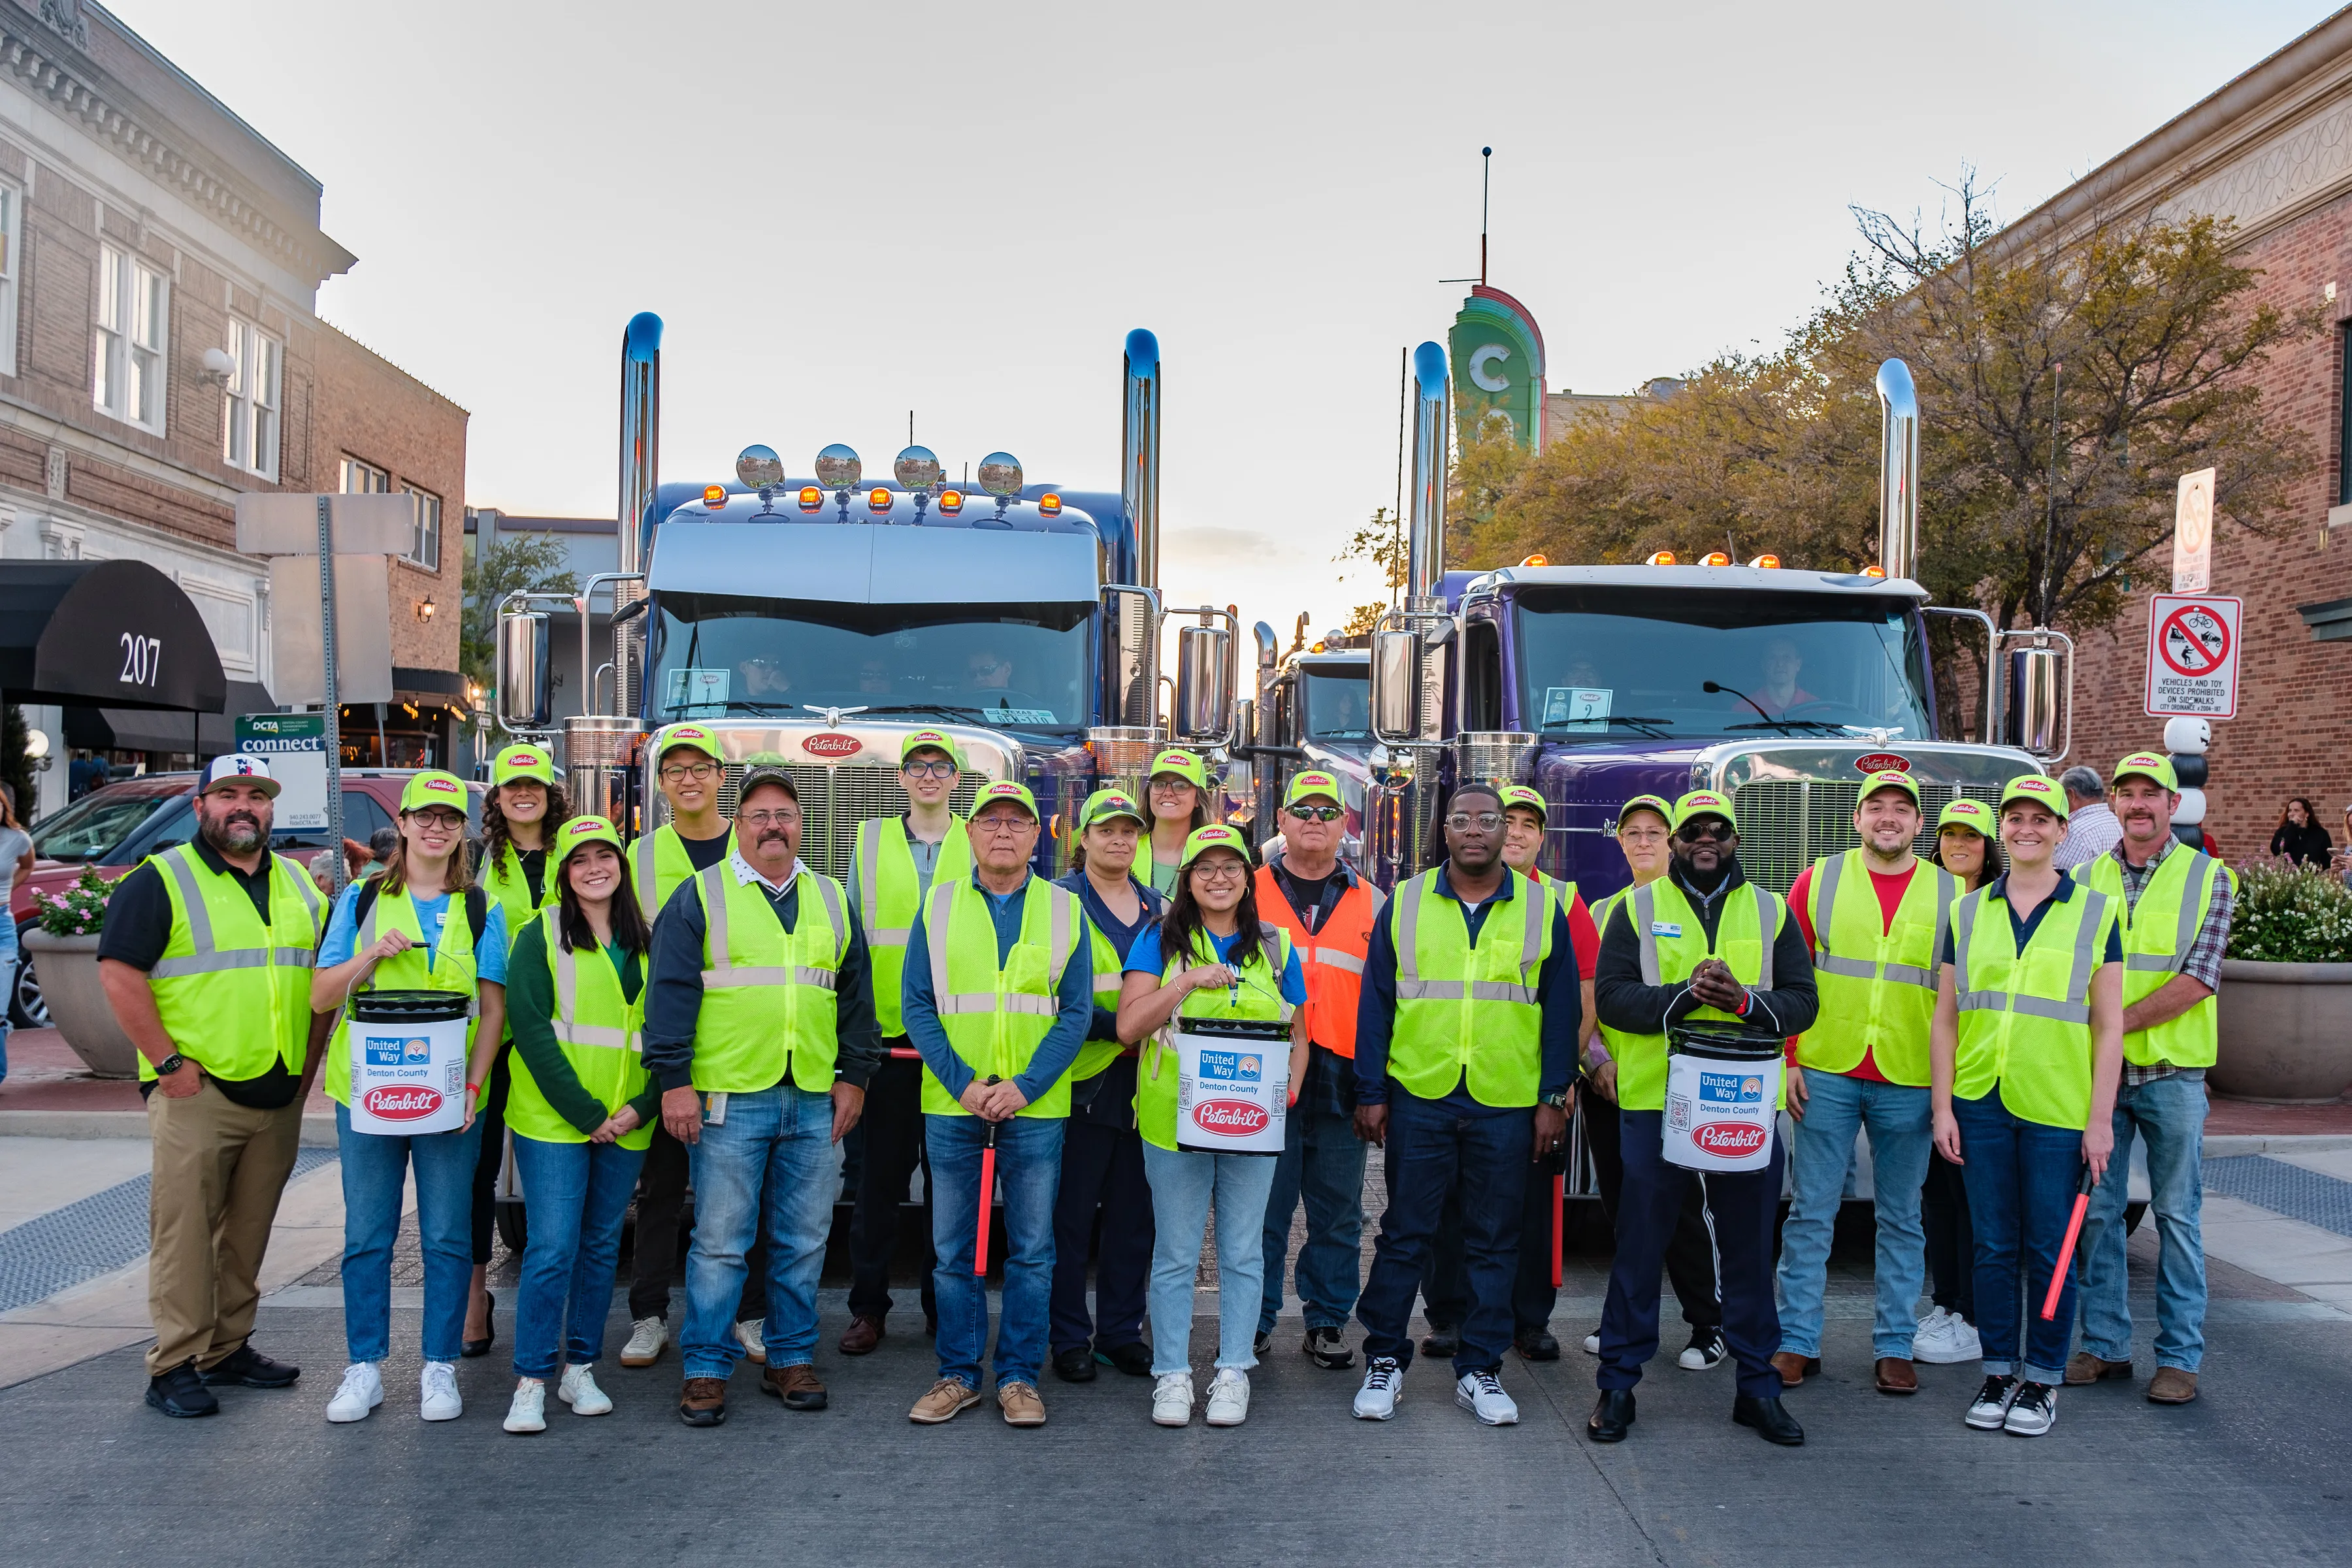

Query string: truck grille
[657,764,985,885]
[1731,778,2004,895]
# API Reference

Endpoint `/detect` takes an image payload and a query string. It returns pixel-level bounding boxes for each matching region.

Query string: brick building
[0,0,467,815]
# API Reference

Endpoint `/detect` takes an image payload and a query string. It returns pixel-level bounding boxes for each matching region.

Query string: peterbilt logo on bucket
[802,734,862,759]
[1192,1100,1271,1137]
[362,1085,444,1120]
[1853,753,1912,774]
[1693,1122,1767,1154]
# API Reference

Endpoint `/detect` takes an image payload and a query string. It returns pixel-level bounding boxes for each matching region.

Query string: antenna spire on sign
[1480,146,1492,287]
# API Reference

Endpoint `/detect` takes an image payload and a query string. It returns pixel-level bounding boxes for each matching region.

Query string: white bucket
[1172,1018,1288,1155]
[1661,1028,1783,1173]
[346,990,472,1136]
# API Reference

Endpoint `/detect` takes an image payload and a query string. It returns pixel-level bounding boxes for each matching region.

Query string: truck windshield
[1512,585,1932,740]
[650,593,1092,728]
[1301,665,1371,740]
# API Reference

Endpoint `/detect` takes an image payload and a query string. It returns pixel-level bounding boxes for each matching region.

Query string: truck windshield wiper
[1723,719,1855,735]
[1544,715,1674,739]
[857,703,1011,723]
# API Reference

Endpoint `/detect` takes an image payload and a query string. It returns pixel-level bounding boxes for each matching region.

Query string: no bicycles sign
[2144,593,2242,719]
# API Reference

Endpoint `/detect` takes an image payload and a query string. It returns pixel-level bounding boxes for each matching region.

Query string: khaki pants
[146,1081,303,1377]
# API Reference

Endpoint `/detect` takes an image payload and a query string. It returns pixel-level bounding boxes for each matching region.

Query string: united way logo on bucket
[1697,1070,1764,1105]
[1192,1099,1271,1138]
[1196,1051,1262,1085]
[362,1085,444,1121]
[364,1036,433,1070]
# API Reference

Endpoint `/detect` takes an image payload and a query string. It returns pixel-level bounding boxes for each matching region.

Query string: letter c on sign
[1469,344,1512,393]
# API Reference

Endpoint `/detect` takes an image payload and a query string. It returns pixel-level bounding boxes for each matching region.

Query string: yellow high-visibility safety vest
[1387,869,1553,1109]
[2071,849,2230,1070]
[1801,850,1955,1085]
[852,815,972,1038]
[325,885,483,1107]
[505,909,652,1149]
[1951,883,2118,1130]
[918,875,1083,1119]
[688,861,849,1094]
[633,824,736,921]
[142,845,323,1083]
[1599,877,1786,1113]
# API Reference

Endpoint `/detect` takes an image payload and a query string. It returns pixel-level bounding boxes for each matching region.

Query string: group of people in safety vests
[114,730,2227,1446]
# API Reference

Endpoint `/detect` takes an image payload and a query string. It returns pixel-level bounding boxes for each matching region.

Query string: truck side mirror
[1172,623,1233,744]
[497,612,552,727]
[1371,629,1421,743]
[2004,644,2066,760]
[1100,585,1160,729]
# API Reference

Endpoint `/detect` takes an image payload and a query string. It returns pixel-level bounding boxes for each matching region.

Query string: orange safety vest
[1254,860,1384,1059]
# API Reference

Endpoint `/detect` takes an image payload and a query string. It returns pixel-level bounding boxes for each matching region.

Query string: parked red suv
[9,769,485,1028]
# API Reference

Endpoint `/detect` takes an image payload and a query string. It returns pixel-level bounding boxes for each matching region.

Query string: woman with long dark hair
[1117,824,1307,1429]
[465,744,574,1357]
[1915,797,1997,1367]
[2271,798,2333,870]
[498,815,659,1431]
[1143,748,1213,896]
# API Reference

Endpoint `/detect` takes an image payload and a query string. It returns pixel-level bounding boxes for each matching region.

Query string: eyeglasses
[407,809,465,831]
[1150,779,1192,794]
[1188,860,1247,882]
[973,816,1033,836]
[660,760,717,783]
[902,760,956,779]
[1445,811,1504,831]
[1676,821,1734,843]
[738,808,798,828]
[1618,826,1669,845]
[1287,804,1343,823]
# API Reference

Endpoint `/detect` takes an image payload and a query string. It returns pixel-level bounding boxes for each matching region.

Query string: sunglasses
[1287,804,1344,822]
[1676,820,1734,843]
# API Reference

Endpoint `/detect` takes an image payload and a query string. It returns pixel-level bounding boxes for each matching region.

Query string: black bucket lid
[1667,1020,1784,1060]
[349,988,471,1024]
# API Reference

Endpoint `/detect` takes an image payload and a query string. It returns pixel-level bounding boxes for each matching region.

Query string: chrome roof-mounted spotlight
[815,444,860,523]
[736,444,785,514]
[976,451,1022,523]
[894,445,941,524]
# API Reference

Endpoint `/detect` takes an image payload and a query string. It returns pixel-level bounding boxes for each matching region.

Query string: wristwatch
[1540,1089,1571,1110]
[155,1053,187,1077]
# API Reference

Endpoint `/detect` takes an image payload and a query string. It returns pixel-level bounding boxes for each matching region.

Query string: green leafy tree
[1334,505,1408,612]
[461,534,579,694]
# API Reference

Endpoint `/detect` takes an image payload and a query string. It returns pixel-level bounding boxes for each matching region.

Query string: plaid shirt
[2108,836,2233,1085]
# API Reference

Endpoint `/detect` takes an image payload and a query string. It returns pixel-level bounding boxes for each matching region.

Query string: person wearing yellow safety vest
[310,770,510,1426]
[1117,824,1309,1428]
[97,756,331,1419]
[839,729,971,1357]
[498,815,659,1434]
[1351,782,1582,1430]
[620,721,759,1375]
[1772,770,1957,1397]
[465,742,572,1360]
[901,781,1093,1429]
[1589,789,1817,1448]
[1048,787,1166,1384]
[2065,753,2235,1408]
[641,766,879,1428]
[1143,747,1211,896]
[1930,774,2125,1439]
[1914,798,2001,1367]
[1574,794,1727,1373]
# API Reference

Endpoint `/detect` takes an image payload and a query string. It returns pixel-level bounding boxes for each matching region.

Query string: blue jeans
[2076,1073,2207,1371]
[0,905,16,1083]
[1142,1141,1277,1374]
[336,1105,483,1364]
[1257,1105,1366,1334]
[681,1083,836,1379]
[1356,1092,1531,1376]
[510,1134,648,1380]
[1952,1085,2083,1383]
[928,1113,1064,1389]
[1776,1070,1932,1359]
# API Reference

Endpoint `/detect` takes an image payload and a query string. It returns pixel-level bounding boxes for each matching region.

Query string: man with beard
[97,758,333,1417]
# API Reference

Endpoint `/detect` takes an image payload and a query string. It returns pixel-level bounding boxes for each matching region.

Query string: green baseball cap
[1999,774,2069,820]
[971,779,1039,821]
[1078,787,1146,830]
[2111,751,2180,792]
[1857,768,1921,808]
[1937,797,1995,837]
[900,729,962,766]
[492,742,556,787]
[1616,794,1673,830]
[1499,783,1548,823]
[1283,770,1345,809]
[1177,823,1250,869]
[555,813,623,858]
[399,770,469,815]
[651,722,722,768]
[1672,789,1736,833]
[1149,748,1208,792]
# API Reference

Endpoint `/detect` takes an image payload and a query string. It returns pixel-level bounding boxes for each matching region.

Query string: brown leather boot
[1770,1352,1820,1388]
[761,1363,828,1411]
[678,1376,727,1427]
[2064,1352,2132,1386]
[1873,1357,1918,1395]
[2146,1367,2199,1404]
[838,1315,885,1356]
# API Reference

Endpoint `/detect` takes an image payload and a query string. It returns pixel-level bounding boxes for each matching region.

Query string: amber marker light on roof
[1038,493,1062,517]
[1520,553,1549,566]
[939,489,964,514]
[1646,550,1678,566]
[702,484,727,506]
[1862,564,1888,578]
[1748,554,1782,569]
[1701,551,1732,566]
[798,486,823,512]
[868,487,892,514]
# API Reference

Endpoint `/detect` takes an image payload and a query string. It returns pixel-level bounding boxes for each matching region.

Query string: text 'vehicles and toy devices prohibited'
[2144,593,2242,720]
[1171,1018,1288,1154]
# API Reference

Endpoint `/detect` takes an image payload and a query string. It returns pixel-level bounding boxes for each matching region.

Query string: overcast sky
[113,0,2342,638]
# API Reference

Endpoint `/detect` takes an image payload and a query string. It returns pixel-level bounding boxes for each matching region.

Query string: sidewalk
[0,1028,337,1145]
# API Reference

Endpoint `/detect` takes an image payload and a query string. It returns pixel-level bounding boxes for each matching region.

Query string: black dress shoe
[1254,1329,1273,1358]
[1733,1393,1805,1446]
[463,1291,495,1359]
[1100,1341,1154,1378]
[1420,1323,1460,1358]
[146,1362,219,1418]
[199,1345,300,1388]
[1587,1388,1635,1443]
[1515,1330,1561,1362]
[1053,1346,1098,1383]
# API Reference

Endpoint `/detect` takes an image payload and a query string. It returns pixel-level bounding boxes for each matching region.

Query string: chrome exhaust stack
[1405,340,1450,610]
[1876,357,1918,582]
[564,313,659,825]
[1122,329,1161,592]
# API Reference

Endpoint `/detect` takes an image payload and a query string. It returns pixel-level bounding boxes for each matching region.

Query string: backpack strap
[353,877,382,933]
[466,886,488,947]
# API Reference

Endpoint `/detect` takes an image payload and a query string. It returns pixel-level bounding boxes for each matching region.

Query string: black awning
[64,679,276,755]
[0,560,227,712]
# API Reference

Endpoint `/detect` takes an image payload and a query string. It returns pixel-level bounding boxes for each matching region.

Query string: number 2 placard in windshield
[1542,687,1611,732]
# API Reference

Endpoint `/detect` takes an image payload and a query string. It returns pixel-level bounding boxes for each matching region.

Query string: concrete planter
[20,929,140,1079]
[2212,958,2352,1103]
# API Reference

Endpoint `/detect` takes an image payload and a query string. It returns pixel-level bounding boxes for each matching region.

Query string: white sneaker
[1204,1367,1250,1427]
[325,1362,383,1424]
[1151,1371,1194,1427]
[1455,1369,1519,1426]
[1914,1307,1983,1364]
[557,1363,613,1416]
[502,1379,546,1433]
[734,1318,768,1365]
[620,1316,666,1368]
[1944,1316,1982,1363]
[1354,1356,1401,1420]
[1582,1330,1601,1356]
[2002,1380,2057,1437]
[419,1360,463,1422]
[1966,1373,2019,1430]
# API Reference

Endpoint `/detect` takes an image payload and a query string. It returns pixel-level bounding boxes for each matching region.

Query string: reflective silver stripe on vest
[1955,885,2106,1024]
[355,885,478,1017]
[1632,883,1661,987]
[1752,884,1776,992]
[150,849,317,978]
[700,864,845,990]
[550,932,641,1052]
[924,878,1077,1017]
[2120,851,2215,975]
[1812,853,1946,988]
[1390,871,1543,1003]
[855,822,913,945]
[1637,881,1772,989]
[1311,948,1365,976]
[635,834,659,919]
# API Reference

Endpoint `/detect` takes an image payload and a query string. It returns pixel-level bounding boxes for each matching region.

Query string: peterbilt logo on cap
[907,730,953,749]
[1297,772,1337,790]
[421,777,459,794]
[1194,825,1238,841]
[2012,777,2055,792]
[511,749,542,765]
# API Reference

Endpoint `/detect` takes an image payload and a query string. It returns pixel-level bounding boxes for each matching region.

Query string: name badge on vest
[1651,921,1683,938]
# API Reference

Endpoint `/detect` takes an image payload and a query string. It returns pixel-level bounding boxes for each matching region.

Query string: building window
[0,184,20,378]
[406,487,442,570]
[2340,323,2352,508]
[94,244,167,431]
[222,319,280,479]
[341,455,389,494]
